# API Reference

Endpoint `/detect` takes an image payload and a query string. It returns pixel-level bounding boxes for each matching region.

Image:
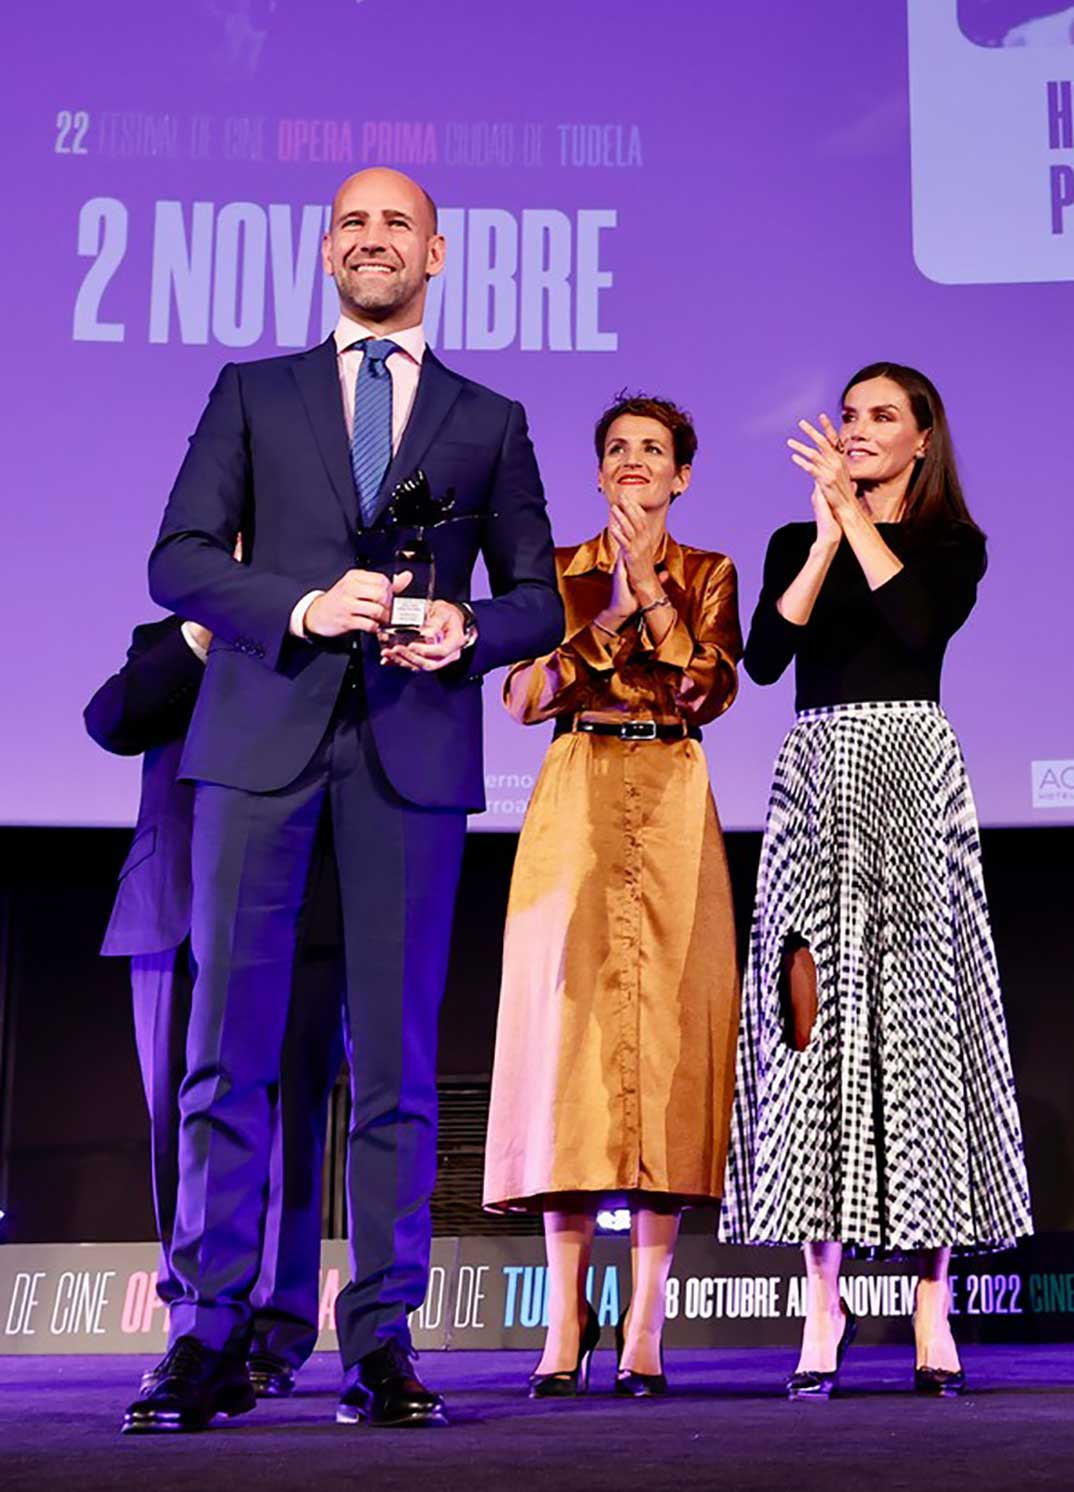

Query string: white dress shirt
[333,313,425,449]
[289,314,427,639]
[180,621,210,663]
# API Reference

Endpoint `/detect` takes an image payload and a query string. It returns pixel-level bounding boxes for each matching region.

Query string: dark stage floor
[2,1347,1073,1491]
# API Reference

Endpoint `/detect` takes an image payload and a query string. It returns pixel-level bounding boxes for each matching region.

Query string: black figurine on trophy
[378,470,459,646]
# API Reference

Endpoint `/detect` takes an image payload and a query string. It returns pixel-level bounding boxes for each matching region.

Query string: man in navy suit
[86,612,344,1399]
[126,168,562,1432]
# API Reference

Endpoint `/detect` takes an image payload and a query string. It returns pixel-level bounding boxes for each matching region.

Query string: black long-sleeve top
[743,520,987,709]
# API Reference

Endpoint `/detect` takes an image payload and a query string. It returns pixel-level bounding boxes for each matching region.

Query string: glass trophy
[383,528,435,645]
[379,470,455,648]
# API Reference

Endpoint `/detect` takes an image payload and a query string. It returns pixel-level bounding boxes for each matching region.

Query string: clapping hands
[787,414,857,543]
[607,491,665,610]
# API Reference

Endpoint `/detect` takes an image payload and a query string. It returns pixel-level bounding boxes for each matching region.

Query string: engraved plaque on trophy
[384,531,435,643]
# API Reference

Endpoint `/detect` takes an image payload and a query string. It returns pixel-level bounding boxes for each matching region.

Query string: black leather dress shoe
[122,1336,256,1433]
[336,1340,447,1428]
[247,1351,296,1398]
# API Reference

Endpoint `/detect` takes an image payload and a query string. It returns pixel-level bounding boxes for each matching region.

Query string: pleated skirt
[720,700,1033,1253]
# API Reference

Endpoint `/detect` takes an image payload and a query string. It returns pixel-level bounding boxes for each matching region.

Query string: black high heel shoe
[786,1306,857,1401]
[614,1308,668,1397]
[528,1303,601,1399]
[914,1364,966,1397]
[912,1282,965,1396]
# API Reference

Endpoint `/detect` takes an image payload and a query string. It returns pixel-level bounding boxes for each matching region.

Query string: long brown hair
[840,363,985,547]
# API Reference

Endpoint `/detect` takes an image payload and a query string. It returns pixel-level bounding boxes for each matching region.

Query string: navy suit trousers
[132,929,342,1367]
[169,675,465,1366]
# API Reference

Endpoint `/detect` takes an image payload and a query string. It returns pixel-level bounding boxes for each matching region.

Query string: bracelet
[637,596,672,618]
[593,619,619,639]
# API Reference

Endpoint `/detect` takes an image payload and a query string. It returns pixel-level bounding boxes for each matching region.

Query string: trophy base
[380,594,429,649]
[379,624,425,648]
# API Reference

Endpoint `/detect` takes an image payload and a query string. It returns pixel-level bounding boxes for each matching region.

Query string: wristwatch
[453,600,479,648]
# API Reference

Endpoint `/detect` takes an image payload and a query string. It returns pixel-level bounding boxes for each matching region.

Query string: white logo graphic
[1031,760,1074,808]
[908,1,1074,283]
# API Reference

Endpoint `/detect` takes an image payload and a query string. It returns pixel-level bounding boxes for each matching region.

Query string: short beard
[334,265,414,324]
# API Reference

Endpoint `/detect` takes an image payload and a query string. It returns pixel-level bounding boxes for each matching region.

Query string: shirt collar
[333,313,426,365]
[563,528,686,588]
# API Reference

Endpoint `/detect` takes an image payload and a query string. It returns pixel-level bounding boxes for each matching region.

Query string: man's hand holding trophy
[377,470,480,673]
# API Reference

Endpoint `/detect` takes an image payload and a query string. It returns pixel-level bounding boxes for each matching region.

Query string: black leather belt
[569,717,700,742]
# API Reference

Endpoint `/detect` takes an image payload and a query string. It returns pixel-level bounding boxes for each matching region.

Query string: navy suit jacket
[148,338,563,809]
[84,617,202,957]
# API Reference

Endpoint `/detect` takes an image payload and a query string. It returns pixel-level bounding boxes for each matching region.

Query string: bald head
[322,168,445,332]
[331,168,438,235]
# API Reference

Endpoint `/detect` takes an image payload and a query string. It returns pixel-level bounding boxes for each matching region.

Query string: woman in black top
[720,363,1032,1398]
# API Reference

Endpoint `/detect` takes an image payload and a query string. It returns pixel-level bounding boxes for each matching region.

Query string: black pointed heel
[614,1307,668,1397]
[912,1281,965,1396]
[914,1365,966,1397]
[528,1303,601,1399]
[786,1306,857,1401]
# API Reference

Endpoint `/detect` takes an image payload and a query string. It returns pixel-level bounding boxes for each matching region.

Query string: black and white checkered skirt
[720,699,1032,1253]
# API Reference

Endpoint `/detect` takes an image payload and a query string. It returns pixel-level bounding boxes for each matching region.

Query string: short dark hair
[594,392,698,470]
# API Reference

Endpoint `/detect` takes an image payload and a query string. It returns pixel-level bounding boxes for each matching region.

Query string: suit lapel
[372,351,463,524]
[291,336,356,527]
[291,340,465,532]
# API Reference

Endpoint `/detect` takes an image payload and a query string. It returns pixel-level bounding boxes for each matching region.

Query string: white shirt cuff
[180,621,209,664]
[290,591,324,640]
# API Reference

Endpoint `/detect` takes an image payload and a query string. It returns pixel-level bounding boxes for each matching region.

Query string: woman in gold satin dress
[483,394,742,1398]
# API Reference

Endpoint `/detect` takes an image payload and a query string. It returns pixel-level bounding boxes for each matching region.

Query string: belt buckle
[622,719,657,740]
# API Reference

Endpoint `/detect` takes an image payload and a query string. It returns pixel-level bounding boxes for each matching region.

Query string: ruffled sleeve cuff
[563,622,618,673]
[638,612,695,669]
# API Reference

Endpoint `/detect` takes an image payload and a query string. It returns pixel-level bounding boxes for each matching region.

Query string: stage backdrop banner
[2,1,1072,831]
[2,1236,1072,1355]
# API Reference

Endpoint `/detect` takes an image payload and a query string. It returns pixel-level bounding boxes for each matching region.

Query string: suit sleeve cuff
[290,591,324,641]
[180,621,210,664]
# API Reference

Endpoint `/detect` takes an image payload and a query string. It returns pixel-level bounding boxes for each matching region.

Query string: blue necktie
[350,338,398,525]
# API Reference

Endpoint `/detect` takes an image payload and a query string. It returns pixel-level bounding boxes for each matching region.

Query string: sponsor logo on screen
[1031,759,1074,807]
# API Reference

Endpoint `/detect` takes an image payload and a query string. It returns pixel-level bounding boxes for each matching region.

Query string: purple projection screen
[2,1,1072,829]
